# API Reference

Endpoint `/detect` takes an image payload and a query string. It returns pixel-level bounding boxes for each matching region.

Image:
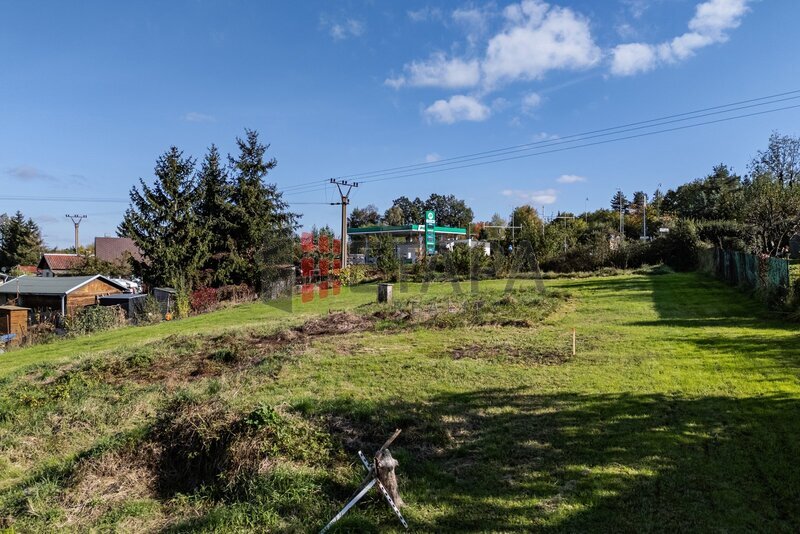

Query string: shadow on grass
[298,387,800,532]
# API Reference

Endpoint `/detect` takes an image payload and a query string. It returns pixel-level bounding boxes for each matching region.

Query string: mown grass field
[1,272,799,532]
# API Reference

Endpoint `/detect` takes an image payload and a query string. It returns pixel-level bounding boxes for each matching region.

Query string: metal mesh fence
[698,248,790,303]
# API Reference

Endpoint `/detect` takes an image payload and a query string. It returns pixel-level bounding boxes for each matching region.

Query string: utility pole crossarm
[329,179,359,269]
[66,214,87,254]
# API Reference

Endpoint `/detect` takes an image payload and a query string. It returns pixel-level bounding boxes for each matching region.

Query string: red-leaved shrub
[191,287,219,313]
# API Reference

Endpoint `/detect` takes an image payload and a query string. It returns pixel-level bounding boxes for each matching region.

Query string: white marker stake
[319,478,377,534]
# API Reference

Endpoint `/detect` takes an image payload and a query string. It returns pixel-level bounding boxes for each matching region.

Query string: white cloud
[321,16,364,41]
[183,111,216,123]
[501,188,558,204]
[452,6,494,45]
[611,0,750,76]
[7,165,55,181]
[522,91,542,112]
[556,174,586,184]
[385,52,481,89]
[408,6,443,22]
[389,0,600,97]
[424,95,491,124]
[483,0,601,87]
[610,42,657,76]
[615,22,638,40]
[425,153,442,163]
[532,131,559,141]
[622,0,649,20]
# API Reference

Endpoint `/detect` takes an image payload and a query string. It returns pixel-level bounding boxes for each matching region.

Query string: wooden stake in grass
[572,328,576,357]
[320,429,408,533]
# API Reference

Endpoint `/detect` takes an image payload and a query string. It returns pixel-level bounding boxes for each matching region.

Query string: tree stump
[376,449,404,507]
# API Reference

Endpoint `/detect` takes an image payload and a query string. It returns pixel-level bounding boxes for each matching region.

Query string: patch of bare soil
[451,343,569,365]
[94,312,377,387]
[297,311,374,336]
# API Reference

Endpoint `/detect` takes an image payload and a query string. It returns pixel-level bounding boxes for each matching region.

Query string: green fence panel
[703,248,789,303]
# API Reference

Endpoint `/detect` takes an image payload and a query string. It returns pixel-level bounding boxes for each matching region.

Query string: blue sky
[1,0,799,248]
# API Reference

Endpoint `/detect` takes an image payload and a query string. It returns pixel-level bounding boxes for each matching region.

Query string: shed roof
[95,237,143,263]
[0,275,126,296]
[98,293,147,301]
[0,305,30,311]
[38,254,85,272]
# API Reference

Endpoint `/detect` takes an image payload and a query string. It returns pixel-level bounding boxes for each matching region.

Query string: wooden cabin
[0,305,29,346]
[0,275,126,316]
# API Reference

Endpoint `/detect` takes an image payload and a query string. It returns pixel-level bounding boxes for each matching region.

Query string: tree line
[0,212,44,273]
[479,132,800,269]
[348,194,474,229]
[3,130,797,283]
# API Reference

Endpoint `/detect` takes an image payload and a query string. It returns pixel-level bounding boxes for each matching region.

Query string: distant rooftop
[0,275,126,296]
[95,237,143,263]
[38,253,84,272]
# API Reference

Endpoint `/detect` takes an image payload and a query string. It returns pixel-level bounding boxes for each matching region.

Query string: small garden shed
[0,305,29,346]
[99,293,147,318]
[0,275,126,316]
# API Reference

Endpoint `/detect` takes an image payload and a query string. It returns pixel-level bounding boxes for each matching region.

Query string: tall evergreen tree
[0,211,44,269]
[119,147,210,288]
[610,191,630,213]
[227,129,297,290]
[196,144,237,285]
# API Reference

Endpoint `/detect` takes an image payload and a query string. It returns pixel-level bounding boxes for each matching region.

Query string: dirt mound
[62,398,334,522]
[63,444,161,525]
[298,311,374,336]
[87,313,376,388]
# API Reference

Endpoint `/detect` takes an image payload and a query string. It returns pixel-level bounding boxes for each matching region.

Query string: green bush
[338,264,370,286]
[135,295,163,325]
[374,234,400,281]
[66,305,125,336]
[444,243,489,277]
[656,219,701,272]
[696,219,748,251]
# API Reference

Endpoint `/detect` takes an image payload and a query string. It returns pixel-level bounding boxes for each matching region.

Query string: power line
[340,94,800,182]
[4,196,128,203]
[353,102,800,186]
[7,90,800,206]
[329,88,800,181]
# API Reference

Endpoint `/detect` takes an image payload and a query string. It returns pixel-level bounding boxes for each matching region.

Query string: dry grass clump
[63,444,161,525]
[59,397,335,526]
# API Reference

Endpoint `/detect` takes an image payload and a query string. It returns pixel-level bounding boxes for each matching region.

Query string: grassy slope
[2,273,800,532]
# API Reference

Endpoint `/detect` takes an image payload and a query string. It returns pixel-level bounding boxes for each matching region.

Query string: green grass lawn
[1,273,799,532]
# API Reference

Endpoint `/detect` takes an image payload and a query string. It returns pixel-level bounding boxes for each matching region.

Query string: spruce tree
[227,129,297,290]
[196,144,236,285]
[0,211,45,269]
[119,147,210,288]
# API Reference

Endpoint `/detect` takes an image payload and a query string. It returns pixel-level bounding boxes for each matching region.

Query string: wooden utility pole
[66,214,87,253]
[330,179,358,269]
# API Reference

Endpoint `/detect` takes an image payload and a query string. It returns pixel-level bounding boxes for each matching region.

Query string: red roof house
[37,254,85,277]
[17,265,38,275]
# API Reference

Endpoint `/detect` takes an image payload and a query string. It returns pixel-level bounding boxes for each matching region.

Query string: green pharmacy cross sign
[425,210,436,254]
